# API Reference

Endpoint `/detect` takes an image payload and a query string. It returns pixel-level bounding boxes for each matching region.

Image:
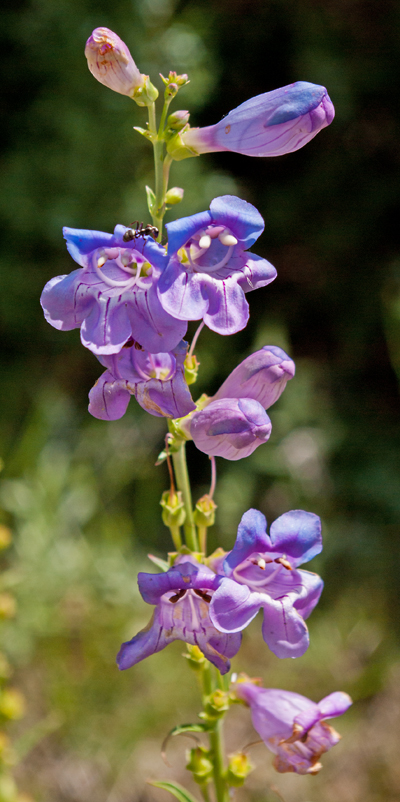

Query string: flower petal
[317,692,353,720]
[213,345,295,409]
[40,271,94,331]
[63,227,115,266]
[269,510,322,566]
[261,596,310,658]
[166,210,212,256]
[117,610,166,670]
[88,370,130,420]
[203,277,249,335]
[210,578,262,632]
[223,509,271,575]
[209,195,264,249]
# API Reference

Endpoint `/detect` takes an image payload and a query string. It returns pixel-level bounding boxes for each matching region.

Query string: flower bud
[184,352,199,385]
[193,495,217,528]
[184,644,206,670]
[226,752,254,787]
[202,689,231,720]
[85,27,145,99]
[190,398,272,461]
[160,490,186,528]
[186,746,213,784]
[213,345,295,409]
[180,81,335,158]
[167,110,190,131]
[165,187,185,206]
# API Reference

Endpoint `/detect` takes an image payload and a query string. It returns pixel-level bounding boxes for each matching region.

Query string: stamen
[193,589,212,603]
[169,589,186,604]
[97,255,107,268]
[275,557,293,571]
[187,244,234,274]
[198,234,211,250]
[93,252,142,289]
[219,229,238,247]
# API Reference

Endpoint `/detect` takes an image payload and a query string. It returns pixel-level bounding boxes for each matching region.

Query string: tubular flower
[88,339,196,420]
[189,345,295,460]
[41,225,187,356]
[85,28,144,97]
[179,82,334,157]
[157,195,277,336]
[190,398,272,460]
[210,508,323,658]
[117,558,241,675]
[236,682,352,775]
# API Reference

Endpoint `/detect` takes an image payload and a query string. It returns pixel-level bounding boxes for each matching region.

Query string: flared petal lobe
[190,398,272,460]
[181,82,335,157]
[213,345,295,408]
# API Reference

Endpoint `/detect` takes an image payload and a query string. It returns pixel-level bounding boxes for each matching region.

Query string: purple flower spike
[157,196,277,336]
[41,225,187,355]
[210,509,323,658]
[236,682,352,775]
[213,345,295,409]
[190,398,272,460]
[181,82,334,158]
[88,339,196,420]
[117,557,241,674]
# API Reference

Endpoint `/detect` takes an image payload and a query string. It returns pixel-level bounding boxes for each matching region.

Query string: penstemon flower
[172,82,334,159]
[88,339,196,420]
[236,682,352,775]
[210,508,323,657]
[117,557,241,675]
[41,225,187,355]
[188,345,295,460]
[157,195,277,335]
[85,27,145,97]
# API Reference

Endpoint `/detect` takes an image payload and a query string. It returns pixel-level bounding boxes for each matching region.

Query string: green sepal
[166,130,199,161]
[170,723,210,736]
[133,126,154,142]
[184,353,199,385]
[133,77,159,106]
[186,746,213,784]
[145,185,156,216]
[147,554,170,572]
[226,752,254,787]
[148,780,200,802]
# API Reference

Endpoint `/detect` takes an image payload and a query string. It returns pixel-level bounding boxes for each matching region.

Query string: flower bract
[236,682,352,774]
[210,508,323,657]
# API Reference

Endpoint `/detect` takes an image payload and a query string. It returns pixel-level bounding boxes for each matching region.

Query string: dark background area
[1,1,400,800]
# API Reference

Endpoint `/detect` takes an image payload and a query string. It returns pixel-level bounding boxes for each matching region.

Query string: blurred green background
[1,0,400,799]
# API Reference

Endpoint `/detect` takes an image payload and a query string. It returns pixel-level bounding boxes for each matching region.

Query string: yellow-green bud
[184,644,206,670]
[167,110,190,131]
[0,689,25,721]
[226,752,253,787]
[184,353,199,385]
[201,689,230,720]
[0,526,12,551]
[165,187,184,206]
[193,495,217,528]
[160,490,186,529]
[133,76,159,106]
[186,746,213,784]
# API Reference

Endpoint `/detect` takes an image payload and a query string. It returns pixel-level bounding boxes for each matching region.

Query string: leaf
[148,780,201,802]
[147,553,169,572]
[170,723,210,736]
[145,185,156,216]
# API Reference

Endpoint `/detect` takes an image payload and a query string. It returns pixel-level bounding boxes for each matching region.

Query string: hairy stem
[171,443,198,551]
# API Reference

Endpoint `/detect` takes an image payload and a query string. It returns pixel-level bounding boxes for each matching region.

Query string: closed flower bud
[186,746,213,784]
[160,490,186,528]
[167,110,190,130]
[165,187,185,205]
[226,752,254,787]
[213,345,295,409]
[190,398,272,461]
[184,352,199,385]
[85,27,145,99]
[180,81,334,158]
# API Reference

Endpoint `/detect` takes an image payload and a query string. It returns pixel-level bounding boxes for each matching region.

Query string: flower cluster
[40,27,352,788]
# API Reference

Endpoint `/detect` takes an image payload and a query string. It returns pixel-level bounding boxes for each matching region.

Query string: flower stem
[168,525,182,550]
[201,665,228,802]
[198,526,207,554]
[171,443,198,551]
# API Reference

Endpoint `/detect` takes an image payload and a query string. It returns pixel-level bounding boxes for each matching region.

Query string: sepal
[226,752,254,787]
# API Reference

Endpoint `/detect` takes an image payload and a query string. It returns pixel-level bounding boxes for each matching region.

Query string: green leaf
[145,184,156,216]
[147,553,169,572]
[148,780,200,802]
[170,723,210,736]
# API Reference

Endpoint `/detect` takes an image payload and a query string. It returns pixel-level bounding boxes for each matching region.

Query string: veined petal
[88,370,130,420]
[224,508,271,575]
[210,578,262,632]
[40,271,95,331]
[80,293,133,354]
[157,259,210,321]
[166,210,212,256]
[213,345,295,409]
[261,596,310,658]
[126,280,188,353]
[269,510,322,566]
[63,227,115,267]
[293,570,324,619]
[117,610,165,670]
[203,277,249,335]
[209,196,264,249]
[236,254,277,293]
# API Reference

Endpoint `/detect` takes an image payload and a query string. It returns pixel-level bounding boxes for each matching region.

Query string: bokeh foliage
[1,0,400,799]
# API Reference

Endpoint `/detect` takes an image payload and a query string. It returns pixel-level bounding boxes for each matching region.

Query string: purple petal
[80,293,133,355]
[157,259,210,321]
[117,610,166,670]
[210,578,262,632]
[236,685,314,741]
[317,692,353,720]
[63,227,115,266]
[293,570,324,619]
[269,510,322,566]
[236,254,277,293]
[203,278,249,335]
[138,562,220,605]
[261,596,310,658]
[190,398,271,460]
[209,196,264,249]
[213,345,295,409]
[126,280,188,353]
[40,271,94,331]
[166,210,212,256]
[88,370,130,420]
[223,509,271,575]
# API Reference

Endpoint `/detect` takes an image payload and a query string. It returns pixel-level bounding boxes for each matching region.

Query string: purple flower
[85,28,144,97]
[213,345,295,408]
[190,398,272,461]
[157,196,277,336]
[189,345,295,461]
[41,225,187,355]
[179,82,334,157]
[88,339,196,420]
[236,682,352,775]
[210,509,323,658]
[117,558,241,675]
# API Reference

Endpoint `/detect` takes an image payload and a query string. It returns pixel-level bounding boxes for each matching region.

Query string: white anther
[258,558,266,570]
[199,234,212,250]
[97,255,107,268]
[121,253,132,267]
[219,229,238,247]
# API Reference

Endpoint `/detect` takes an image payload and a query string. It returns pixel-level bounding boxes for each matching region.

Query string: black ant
[122,221,159,242]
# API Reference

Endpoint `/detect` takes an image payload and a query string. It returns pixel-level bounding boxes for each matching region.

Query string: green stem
[198,526,207,555]
[168,525,182,550]
[199,784,212,802]
[209,719,228,802]
[171,443,198,551]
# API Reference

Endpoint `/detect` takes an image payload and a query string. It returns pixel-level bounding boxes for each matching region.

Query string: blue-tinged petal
[203,276,249,335]
[213,345,295,410]
[117,610,166,670]
[210,578,262,632]
[80,293,133,355]
[63,227,115,267]
[166,210,212,256]
[224,509,271,575]
[41,271,95,331]
[293,570,323,619]
[126,280,188,353]
[231,83,328,127]
[197,629,242,675]
[210,196,264,249]
[261,596,310,658]
[236,254,277,293]
[157,259,210,321]
[88,370,130,420]
[138,562,219,604]
[269,510,322,567]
